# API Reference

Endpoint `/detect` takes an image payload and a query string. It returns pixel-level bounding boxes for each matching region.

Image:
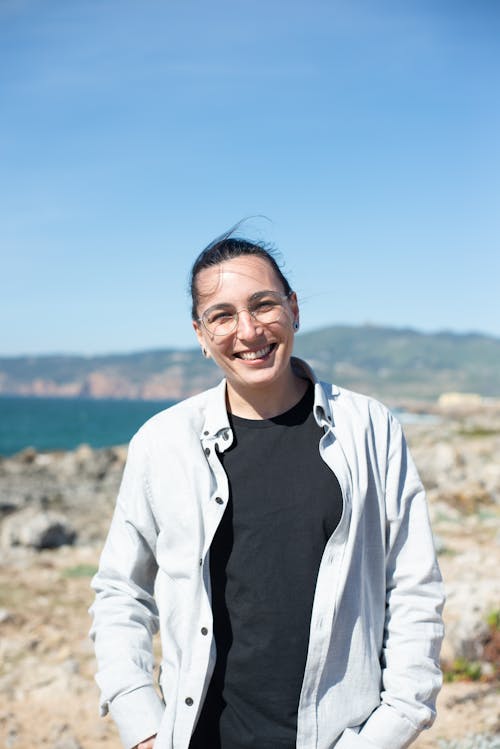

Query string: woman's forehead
[196,256,282,304]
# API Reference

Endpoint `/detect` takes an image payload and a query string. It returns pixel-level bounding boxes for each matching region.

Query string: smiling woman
[191,250,304,419]
[90,226,445,749]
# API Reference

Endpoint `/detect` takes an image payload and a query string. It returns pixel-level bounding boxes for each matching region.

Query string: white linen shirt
[89,358,445,749]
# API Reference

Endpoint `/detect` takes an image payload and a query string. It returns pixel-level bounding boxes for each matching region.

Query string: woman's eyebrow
[203,301,235,314]
[248,289,280,302]
[203,290,279,313]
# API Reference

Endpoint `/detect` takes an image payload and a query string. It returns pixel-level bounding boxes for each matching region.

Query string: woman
[90,229,444,749]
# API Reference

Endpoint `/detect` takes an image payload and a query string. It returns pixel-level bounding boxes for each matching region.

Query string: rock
[16,447,37,464]
[447,613,491,661]
[412,442,457,488]
[51,727,83,749]
[74,443,94,464]
[433,534,446,554]
[5,729,18,749]
[1,508,77,549]
[437,735,500,749]
[0,607,13,623]
[0,498,22,516]
[61,658,80,675]
[53,740,82,749]
[442,558,500,664]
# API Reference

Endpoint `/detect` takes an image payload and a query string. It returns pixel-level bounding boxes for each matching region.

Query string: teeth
[239,345,272,360]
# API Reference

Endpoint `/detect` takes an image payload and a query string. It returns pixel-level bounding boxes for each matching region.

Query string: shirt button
[204,430,209,436]
[185,697,194,706]
[204,447,210,456]
[201,627,208,635]
[199,558,203,566]
[215,497,224,505]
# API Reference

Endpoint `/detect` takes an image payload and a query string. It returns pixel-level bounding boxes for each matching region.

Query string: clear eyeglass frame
[198,290,292,336]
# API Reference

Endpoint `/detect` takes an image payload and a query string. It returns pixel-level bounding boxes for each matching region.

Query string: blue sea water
[0,397,439,458]
[0,396,176,456]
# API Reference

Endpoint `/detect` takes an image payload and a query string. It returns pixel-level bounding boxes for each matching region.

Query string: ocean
[0,396,439,458]
[0,396,176,456]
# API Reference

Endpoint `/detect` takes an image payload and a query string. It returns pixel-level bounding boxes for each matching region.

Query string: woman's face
[193,255,299,400]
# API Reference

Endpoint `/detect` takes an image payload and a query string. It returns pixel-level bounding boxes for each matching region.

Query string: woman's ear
[193,320,210,358]
[288,291,299,328]
[193,319,204,346]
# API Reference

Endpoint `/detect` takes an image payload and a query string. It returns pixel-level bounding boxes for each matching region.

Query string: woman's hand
[134,735,157,749]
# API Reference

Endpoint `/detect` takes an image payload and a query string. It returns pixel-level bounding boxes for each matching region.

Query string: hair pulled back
[190,225,292,320]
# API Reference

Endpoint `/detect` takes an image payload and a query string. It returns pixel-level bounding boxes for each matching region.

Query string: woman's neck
[226,373,309,420]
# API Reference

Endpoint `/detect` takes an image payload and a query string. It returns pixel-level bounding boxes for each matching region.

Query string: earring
[293,321,299,331]
[202,347,208,358]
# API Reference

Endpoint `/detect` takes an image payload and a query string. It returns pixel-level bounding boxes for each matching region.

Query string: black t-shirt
[190,383,343,749]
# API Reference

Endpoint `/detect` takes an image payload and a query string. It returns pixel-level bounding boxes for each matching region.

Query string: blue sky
[1,0,499,355]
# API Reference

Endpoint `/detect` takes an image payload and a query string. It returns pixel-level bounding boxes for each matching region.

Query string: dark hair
[190,226,292,320]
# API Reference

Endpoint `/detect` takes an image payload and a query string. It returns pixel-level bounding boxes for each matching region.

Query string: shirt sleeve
[89,433,165,749]
[337,412,445,749]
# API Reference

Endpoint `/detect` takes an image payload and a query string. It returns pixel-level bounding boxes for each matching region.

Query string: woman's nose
[236,309,262,338]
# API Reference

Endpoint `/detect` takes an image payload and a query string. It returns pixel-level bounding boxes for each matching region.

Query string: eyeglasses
[198,290,292,336]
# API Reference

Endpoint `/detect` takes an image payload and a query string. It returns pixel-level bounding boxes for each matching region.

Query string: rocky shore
[0,405,499,748]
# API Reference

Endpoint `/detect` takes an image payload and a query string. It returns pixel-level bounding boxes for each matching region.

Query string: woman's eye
[254,301,276,312]
[208,311,233,324]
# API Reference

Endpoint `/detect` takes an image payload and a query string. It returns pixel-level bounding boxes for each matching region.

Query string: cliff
[1,325,500,401]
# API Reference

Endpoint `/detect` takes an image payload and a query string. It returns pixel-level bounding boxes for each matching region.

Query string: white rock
[1,508,76,550]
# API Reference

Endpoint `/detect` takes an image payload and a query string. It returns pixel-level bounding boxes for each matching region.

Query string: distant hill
[1,325,499,402]
[0,349,220,400]
[293,325,500,400]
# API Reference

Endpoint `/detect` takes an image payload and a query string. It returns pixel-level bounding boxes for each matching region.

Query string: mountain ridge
[1,324,499,402]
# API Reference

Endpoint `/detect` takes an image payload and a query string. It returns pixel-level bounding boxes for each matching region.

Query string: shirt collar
[200,379,232,443]
[200,356,339,441]
[290,357,339,429]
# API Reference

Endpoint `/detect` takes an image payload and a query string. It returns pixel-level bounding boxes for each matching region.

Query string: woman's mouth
[236,343,277,360]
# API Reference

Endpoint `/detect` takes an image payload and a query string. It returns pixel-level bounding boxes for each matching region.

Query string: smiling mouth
[236,343,277,360]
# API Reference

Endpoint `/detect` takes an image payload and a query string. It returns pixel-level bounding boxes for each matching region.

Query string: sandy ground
[0,541,498,749]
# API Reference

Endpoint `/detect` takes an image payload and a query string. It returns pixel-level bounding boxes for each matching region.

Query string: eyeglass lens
[202,292,287,335]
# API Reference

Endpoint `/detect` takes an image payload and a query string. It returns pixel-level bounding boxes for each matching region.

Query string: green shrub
[443,657,482,683]
[62,564,98,578]
[486,610,500,631]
